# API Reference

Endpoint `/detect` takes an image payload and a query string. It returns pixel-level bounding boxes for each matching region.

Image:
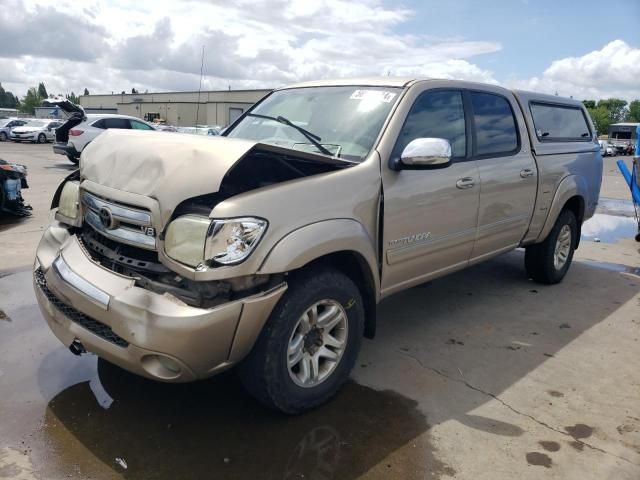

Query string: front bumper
[34,223,287,382]
[11,133,37,142]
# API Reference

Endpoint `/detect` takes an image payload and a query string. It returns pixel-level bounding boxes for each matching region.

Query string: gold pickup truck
[35,78,602,413]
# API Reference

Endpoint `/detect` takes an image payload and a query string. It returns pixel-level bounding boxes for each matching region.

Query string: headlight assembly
[55,181,81,226]
[164,216,267,268]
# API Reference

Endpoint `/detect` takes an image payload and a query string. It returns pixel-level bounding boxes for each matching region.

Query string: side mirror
[393,138,452,170]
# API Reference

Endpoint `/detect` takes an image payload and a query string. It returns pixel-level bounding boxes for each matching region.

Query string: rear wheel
[37,133,46,144]
[525,209,577,284]
[66,154,79,165]
[238,267,364,414]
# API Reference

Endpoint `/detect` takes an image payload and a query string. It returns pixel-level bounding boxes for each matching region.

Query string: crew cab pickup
[34,78,602,413]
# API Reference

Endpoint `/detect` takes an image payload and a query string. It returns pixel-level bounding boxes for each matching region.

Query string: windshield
[24,120,47,127]
[225,86,401,161]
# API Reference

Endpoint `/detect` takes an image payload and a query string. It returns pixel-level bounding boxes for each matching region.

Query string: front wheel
[37,133,46,144]
[525,209,577,284]
[238,267,364,414]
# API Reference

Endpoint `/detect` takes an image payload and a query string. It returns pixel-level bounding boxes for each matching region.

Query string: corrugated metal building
[79,89,272,127]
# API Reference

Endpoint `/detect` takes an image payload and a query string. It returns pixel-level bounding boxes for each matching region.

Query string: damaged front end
[0,159,32,217]
[50,131,350,309]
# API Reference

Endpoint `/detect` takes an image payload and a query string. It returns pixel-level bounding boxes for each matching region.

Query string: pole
[195,45,205,127]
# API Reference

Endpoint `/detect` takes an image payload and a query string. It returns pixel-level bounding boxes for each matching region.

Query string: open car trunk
[42,98,86,143]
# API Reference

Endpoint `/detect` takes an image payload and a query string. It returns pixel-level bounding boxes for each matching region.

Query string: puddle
[581,213,638,243]
[40,360,451,480]
[578,260,640,277]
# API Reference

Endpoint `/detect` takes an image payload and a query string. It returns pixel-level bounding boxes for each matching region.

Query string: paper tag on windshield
[350,89,397,103]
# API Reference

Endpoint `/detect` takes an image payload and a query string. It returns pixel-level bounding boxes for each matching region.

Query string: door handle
[456,177,475,189]
[520,168,535,178]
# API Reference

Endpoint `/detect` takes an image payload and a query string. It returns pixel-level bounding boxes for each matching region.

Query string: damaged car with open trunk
[35,78,602,413]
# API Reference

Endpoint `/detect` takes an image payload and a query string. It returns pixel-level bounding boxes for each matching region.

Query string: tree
[582,100,596,109]
[0,83,19,109]
[587,107,611,136]
[597,98,628,123]
[19,87,43,115]
[37,82,48,99]
[66,92,79,104]
[131,88,138,94]
[83,88,90,96]
[627,100,640,122]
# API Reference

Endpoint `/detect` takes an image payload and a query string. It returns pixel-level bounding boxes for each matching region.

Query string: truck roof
[276,77,584,107]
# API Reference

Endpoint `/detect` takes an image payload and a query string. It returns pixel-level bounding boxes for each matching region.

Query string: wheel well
[563,195,584,249]
[297,251,377,339]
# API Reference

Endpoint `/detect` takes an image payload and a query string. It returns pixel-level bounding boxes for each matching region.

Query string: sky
[1,0,639,101]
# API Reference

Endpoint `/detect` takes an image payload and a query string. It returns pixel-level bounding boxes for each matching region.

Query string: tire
[66,154,79,165]
[525,209,577,284]
[37,133,46,144]
[238,267,364,414]
[0,132,6,142]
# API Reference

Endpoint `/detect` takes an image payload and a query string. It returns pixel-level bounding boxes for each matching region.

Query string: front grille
[35,268,129,348]
[81,191,156,250]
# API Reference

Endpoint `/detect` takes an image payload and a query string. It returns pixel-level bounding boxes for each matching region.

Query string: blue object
[616,159,640,204]
[3,178,20,201]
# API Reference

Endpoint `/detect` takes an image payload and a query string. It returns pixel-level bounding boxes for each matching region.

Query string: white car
[598,140,616,157]
[176,125,222,136]
[56,114,156,164]
[10,119,63,143]
[43,98,156,164]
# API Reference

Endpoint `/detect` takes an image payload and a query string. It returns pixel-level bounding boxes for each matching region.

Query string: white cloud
[2,0,501,97]
[1,1,637,104]
[508,40,640,101]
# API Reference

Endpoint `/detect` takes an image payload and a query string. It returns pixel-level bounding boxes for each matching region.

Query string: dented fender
[259,219,380,296]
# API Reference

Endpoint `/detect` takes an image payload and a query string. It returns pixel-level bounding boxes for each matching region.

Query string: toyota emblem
[99,207,115,229]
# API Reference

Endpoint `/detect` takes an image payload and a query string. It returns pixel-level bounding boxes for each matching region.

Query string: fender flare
[535,174,587,243]
[258,219,380,338]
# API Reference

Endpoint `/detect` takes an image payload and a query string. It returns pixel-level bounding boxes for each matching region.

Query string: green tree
[131,88,138,94]
[582,100,596,109]
[83,88,90,96]
[37,82,48,99]
[0,83,19,108]
[66,92,79,104]
[587,107,611,136]
[627,100,640,122]
[597,98,628,123]
[19,87,43,115]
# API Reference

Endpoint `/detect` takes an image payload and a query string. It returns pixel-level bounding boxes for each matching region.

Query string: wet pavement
[2,247,640,479]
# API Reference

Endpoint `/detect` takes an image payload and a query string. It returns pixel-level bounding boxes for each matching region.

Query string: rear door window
[393,89,467,159]
[92,119,106,129]
[103,118,131,129]
[470,92,519,156]
[530,103,591,141]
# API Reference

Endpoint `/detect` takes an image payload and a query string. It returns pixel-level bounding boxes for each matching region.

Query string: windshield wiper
[247,113,333,156]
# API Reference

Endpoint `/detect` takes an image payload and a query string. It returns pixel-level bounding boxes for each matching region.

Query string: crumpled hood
[81,129,257,220]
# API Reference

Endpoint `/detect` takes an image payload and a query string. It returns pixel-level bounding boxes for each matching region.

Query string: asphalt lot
[0,142,639,479]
